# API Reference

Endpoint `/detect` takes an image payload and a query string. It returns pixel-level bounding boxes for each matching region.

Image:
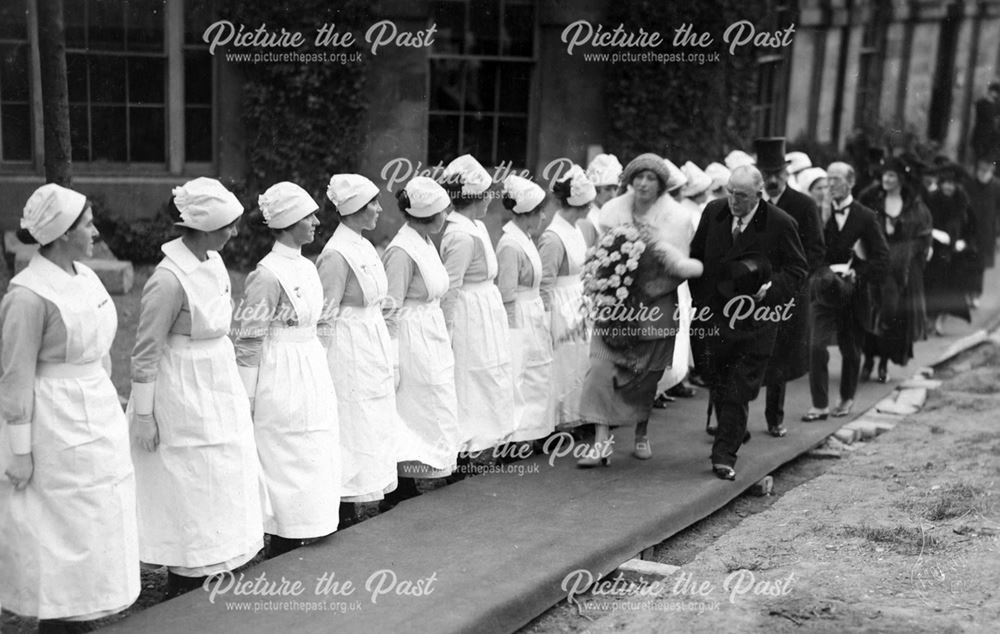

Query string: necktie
[732,218,742,242]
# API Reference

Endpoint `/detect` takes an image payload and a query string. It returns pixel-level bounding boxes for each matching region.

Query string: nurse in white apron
[130,178,263,598]
[579,153,623,247]
[319,174,399,522]
[539,165,595,430]
[0,185,139,631]
[495,175,553,442]
[234,182,341,558]
[438,154,517,456]
[382,177,462,500]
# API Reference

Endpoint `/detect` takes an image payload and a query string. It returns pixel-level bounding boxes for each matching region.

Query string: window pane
[70,105,90,161]
[462,113,493,162]
[498,63,530,113]
[1,103,31,160]
[66,54,88,103]
[90,105,126,161]
[126,0,164,51]
[428,114,460,166]
[1,44,30,102]
[429,0,465,55]
[129,56,164,103]
[0,0,27,40]
[89,0,126,51]
[465,61,496,113]
[429,59,464,111]
[185,51,212,105]
[185,106,212,162]
[129,106,164,162]
[65,0,86,47]
[496,116,527,167]
[90,56,126,103]
[468,0,499,55]
[502,2,534,57]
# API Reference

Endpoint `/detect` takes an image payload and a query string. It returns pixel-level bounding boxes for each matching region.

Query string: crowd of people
[1,135,998,630]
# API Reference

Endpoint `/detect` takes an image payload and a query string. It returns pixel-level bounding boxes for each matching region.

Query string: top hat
[717,254,773,301]
[753,138,790,172]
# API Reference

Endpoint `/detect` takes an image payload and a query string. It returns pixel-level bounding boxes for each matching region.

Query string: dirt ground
[522,343,1000,634]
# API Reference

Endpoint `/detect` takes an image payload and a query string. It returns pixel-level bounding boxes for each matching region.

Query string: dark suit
[809,199,889,408]
[690,198,808,468]
[971,97,1000,163]
[763,186,826,428]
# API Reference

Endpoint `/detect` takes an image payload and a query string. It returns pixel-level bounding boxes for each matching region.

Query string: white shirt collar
[833,194,854,211]
[271,241,301,259]
[732,200,760,230]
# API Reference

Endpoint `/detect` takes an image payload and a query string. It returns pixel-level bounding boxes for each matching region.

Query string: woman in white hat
[381,177,462,497]
[0,185,140,631]
[496,174,553,443]
[438,154,516,456]
[539,165,594,431]
[130,177,262,598]
[234,182,341,558]
[580,154,623,247]
[319,174,399,520]
[797,167,829,209]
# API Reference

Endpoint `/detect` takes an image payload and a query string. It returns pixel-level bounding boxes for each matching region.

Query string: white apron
[441,214,516,452]
[387,224,461,474]
[545,215,591,427]
[130,238,263,568]
[497,222,553,442]
[0,255,139,620]
[253,247,341,537]
[321,225,398,501]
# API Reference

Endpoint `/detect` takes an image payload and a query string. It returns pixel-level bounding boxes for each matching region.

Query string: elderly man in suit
[755,138,826,438]
[802,162,889,421]
[690,166,808,480]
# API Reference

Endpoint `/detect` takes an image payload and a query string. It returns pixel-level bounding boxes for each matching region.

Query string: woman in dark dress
[924,163,976,334]
[860,158,933,381]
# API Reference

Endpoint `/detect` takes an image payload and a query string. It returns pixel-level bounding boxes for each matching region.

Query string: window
[427,0,535,168]
[928,1,961,142]
[0,0,32,163]
[65,0,167,163]
[184,0,214,163]
[752,1,795,137]
[854,2,890,133]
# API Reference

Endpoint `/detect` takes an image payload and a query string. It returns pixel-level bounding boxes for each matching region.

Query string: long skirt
[508,289,554,441]
[448,281,516,452]
[0,361,140,619]
[327,304,399,502]
[255,326,341,538]
[131,335,263,570]
[395,300,462,476]
[548,277,590,427]
[578,335,675,429]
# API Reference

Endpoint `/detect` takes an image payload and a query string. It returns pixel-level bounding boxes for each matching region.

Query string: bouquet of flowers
[581,223,649,348]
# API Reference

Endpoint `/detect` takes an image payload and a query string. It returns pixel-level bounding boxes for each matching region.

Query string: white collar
[447,210,478,231]
[833,194,854,211]
[401,222,433,245]
[162,237,208,274]
[550,211,576,232]
[335,222,366,245]
[733,201,760,228]
[503,220,530,241]
[271,241,301,259]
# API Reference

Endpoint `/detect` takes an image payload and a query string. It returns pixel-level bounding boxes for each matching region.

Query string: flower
[609,275,621,288]
[634,240,646,253]
[609,251,621,262]
[615,264,626,276]
[626,259,638,271]
[623,276,634,286]
[616,287,629,300]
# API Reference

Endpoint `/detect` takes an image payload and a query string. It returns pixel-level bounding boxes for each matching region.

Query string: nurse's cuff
[131,381,156,416]
[238,366,259,400]
[7,423,32,455]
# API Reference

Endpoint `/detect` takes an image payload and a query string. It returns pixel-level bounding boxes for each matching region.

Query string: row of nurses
[1,185,140,631]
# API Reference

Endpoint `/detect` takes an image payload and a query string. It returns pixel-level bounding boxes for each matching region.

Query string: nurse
[382,177,462,497]
[495,174,553,442]
[234,182,341,558]
[539,165,595,430]
[438,154,516,456]
[580,153,623,246]
[319,174,399,522]
[130,177,263,598]
[0,185,139,631]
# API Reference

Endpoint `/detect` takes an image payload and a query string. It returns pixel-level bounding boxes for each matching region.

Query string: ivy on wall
[602,0,767,166]
[219,0,375,269]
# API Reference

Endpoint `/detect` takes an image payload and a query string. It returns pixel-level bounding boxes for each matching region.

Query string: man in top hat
[802,162,889,421]
[689,166,808,480]
[754,137,826,438]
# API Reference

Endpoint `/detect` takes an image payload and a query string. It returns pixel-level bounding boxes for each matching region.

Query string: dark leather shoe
[831,400,854,417]
[743,430,751,444]
[665,382,696,398]
[877,362,888,383]
[767,424,788,437]
[801,409,829,422]
[861,358,873,382]
[712,464,736,480]
[706,424,717,436]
